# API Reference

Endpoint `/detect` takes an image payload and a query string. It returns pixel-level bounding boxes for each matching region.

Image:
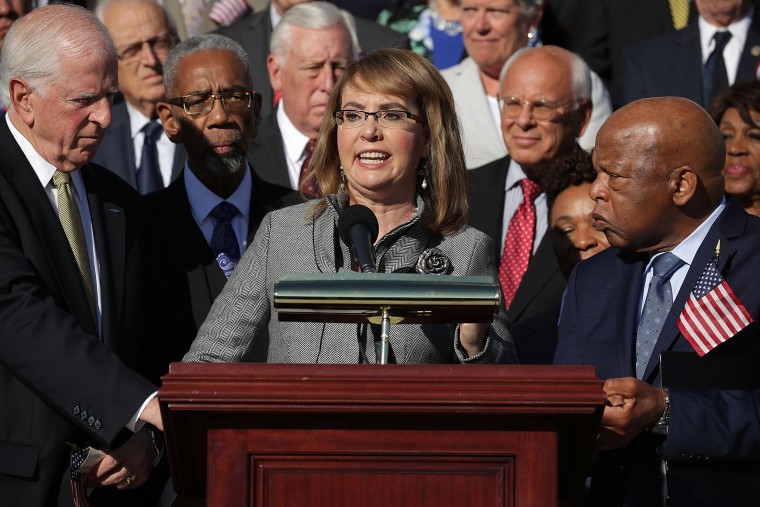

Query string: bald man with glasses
[467,46,592,354]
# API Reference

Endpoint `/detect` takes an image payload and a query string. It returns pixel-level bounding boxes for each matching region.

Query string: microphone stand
[375,307,391,365]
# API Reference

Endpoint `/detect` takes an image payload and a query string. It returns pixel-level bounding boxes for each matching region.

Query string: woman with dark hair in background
[710,80,760,217]
[545,147,610,279]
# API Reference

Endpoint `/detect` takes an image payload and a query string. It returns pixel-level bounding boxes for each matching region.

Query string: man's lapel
[82,165,124,347]
[7,157,98,335]
[644,201,745,381]
[616,251,648,377]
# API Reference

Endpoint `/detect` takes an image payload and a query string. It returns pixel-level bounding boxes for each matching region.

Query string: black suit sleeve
[0,183,155,448]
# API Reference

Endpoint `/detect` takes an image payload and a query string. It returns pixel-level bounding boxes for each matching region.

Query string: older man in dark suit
[247,2,357,195]
[467,46,591,331]
[94,0,186,194]
[218,0,408,118]
[149,34,298,366]
[556,97,760,506]
[619,0,760,107]
[0,5,164,506]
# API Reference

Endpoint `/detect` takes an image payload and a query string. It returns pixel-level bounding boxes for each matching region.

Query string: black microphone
[338,204,379,273]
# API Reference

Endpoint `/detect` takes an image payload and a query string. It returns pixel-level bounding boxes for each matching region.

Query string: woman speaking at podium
[183,49,516,365]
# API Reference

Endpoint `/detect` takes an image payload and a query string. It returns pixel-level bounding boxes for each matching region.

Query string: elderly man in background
[467,45,591,334]
[443,0,610,169]
[218,0,408,118]
[94,0,186,194]
[0,4,165,507]
[556,96,760,506]
[147,34,298,368]
[248,1,357,195]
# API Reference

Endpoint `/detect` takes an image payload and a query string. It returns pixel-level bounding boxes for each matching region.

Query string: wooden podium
[159,364,603,507]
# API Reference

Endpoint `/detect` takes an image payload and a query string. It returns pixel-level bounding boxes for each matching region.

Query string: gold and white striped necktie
[53,170,97,323]
[669,0,691,30]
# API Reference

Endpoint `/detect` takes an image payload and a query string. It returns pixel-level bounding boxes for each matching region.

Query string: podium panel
[160,364,603,507]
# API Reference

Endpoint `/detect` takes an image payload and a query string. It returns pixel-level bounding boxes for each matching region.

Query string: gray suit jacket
[184,195,517,364]
[441,56,612,169]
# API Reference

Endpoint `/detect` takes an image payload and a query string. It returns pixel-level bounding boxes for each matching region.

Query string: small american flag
[69,444,105,507]
[678,248,753,356]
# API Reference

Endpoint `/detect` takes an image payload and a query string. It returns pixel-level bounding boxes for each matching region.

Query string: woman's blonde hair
[309,48,468,236]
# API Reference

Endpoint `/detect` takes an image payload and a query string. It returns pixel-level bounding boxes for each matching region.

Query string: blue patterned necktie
[138,121,164,195]
[210,201,241,279]
[636,252,685,378]
[703,30,732,106]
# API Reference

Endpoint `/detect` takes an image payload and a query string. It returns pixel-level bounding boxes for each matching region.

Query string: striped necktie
[669,0,690,30]
[53,171,97,324]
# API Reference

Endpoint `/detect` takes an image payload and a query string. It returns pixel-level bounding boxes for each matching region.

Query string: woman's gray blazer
[184,195,517,364]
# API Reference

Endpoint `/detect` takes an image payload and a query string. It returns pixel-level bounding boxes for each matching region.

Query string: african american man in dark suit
[149,34,298,367]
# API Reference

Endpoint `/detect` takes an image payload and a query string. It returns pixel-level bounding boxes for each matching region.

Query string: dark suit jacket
[144,166,300,366]
[618,12,760,107]
[92,97,185,194]
[467,156,567,328]
[217,2,409,118]
[0,120,162,506]
[248,111,293,189]
[555,199,760,506]
[542,0,693,101]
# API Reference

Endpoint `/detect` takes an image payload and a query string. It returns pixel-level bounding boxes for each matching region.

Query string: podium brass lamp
[273,273,500,364]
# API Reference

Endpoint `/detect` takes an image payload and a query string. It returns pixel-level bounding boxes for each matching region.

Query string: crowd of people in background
[2,1,760,507]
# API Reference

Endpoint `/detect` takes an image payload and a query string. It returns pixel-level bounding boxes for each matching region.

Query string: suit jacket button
[73,405,80,415]
[88,416,95,425]
[94,420,102,430]
[80,410,88,420]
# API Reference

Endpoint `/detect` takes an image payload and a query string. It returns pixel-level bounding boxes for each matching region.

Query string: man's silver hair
[163,34,251,96]
[94,0,178,36]
[270,1,359,61]
[0,4,116,106]
[498,46,591,102]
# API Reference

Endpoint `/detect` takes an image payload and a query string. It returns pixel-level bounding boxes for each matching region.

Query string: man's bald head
[603,97,725,190]
[591,97,727,252]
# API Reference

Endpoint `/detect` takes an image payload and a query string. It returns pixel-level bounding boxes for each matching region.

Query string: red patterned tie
[299,139,317,197]
[498,178,543,307]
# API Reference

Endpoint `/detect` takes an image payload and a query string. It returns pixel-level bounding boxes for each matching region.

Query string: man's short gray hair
[498,46,591,103]
[0,4,116,106]
[163,34,251,96]
[270,1,359,61]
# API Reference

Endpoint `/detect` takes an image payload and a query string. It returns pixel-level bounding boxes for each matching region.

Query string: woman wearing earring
[184,48,516,365]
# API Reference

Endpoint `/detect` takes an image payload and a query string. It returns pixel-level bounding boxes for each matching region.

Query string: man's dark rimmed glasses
[497,96,580,122]
[166,90,255,116]
[334,109,426,129]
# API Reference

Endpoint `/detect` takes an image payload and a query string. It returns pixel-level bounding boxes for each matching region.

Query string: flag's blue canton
[693,261,722,299]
